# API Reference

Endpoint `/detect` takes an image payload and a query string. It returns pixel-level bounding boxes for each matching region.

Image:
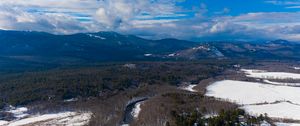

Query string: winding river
[121,97,148,125]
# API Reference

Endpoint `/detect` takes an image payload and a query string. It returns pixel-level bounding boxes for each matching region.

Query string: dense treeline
[173,109,269,126]
[132,91,237,126]
[0,60,248,108]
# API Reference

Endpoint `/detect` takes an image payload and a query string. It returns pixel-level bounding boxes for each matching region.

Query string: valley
[1,60,299,126]
[1,0,300,125]
[0,31,299,126]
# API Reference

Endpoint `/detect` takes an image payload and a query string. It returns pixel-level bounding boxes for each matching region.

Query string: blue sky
[0,0,300,41]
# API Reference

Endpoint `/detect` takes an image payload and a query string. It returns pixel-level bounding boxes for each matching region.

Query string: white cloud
[286,6,300,8]
[265,0,300,9]
[0,7,91,34]
[0,0,300,41]
[0,0,187,34]
[265,0,300,5]
[93,0,185,28]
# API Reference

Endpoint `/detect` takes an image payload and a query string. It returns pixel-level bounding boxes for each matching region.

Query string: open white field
[241,69,300,80]
[0,111,92,126]
[276,122,300,126]
[242,102,300,120]
[293,67,300,70]
[206,80,300,105]
[206,80,300,120]
[263,80,300,86]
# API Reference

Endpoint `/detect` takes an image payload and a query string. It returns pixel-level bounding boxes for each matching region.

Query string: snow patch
[87,34,106,40]
[144,54,152,57]
[233,64,241,68]
[204,113,218,118]
[3,111,92,126]
[40,112,92,126]
[64,98,78,102]
[180,85,198,92]
[168,53,177,57]
[261,121,272,126]
[192,46,210,51]
[241,69,300,80]
[0,121,8,125]
[263,80,300,86]
[5,106,29,119]
[293,67,300,70]
[131,102,142,118]
[275,122,300,126]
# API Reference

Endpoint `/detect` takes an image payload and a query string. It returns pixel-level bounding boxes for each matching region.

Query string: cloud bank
[0,0,300,41]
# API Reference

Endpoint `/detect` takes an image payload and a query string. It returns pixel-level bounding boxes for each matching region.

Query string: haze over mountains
[0,30,299,70]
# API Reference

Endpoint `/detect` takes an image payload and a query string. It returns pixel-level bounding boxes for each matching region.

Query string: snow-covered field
[242,102,300,120]
[0,121,8,126]
[241,69,300,80]
[293,67,300,70]
[263,79,300,86]
[0,106,92,126]
[206,80,300,105]
[2,112,92,126]
[5,106,29,119]
[206,80,300,120]
[179,84,198,92]
[276,122,300,126]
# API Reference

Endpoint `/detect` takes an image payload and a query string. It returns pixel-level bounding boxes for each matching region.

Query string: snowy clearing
[206,80,300,120]
[241,69,300,80]
[276,122,300,126]
[263,80,300,86]
[1,111,92,126]
[242,102,300,120]
[5,106,29,119]
[206,80,300,105]
[131,102,142,118]
[293,67,300,70]
[180,85,198,92]
[0,121,8,125]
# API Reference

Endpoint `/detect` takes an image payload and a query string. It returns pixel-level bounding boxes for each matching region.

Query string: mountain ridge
[0,30,299,71]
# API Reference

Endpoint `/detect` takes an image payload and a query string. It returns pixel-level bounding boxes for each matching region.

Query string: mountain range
[0,30,299,71]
